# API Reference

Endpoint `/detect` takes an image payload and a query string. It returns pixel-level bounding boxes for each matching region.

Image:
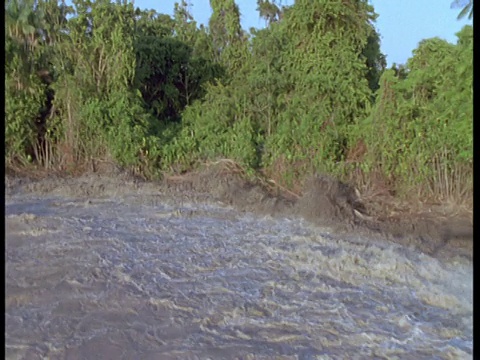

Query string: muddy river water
[5,183,472,359]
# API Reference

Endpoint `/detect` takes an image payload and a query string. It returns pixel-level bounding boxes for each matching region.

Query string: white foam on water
[5,191,472,359]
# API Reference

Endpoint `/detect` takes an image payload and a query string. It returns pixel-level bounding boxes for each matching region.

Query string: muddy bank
[5,164,472,261]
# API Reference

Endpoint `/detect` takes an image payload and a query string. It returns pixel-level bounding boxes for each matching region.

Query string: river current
[5,188,472,359]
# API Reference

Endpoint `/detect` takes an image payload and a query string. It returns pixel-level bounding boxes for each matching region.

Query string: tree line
[5,0,472,204]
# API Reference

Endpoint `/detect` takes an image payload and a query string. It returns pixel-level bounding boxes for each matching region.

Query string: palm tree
[451,0,473,20]
[5,0,44,91]
[5,0,44,51]
[6,0,32,39]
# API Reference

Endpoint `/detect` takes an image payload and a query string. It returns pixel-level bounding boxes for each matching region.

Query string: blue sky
[133,0,472,66]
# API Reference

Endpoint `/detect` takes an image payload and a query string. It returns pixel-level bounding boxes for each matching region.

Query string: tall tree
[208,0,247,71]
[259,0,379,183]
[5,0,49,165]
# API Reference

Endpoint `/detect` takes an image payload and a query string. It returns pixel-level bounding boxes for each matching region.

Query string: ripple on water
[5,193,472,359]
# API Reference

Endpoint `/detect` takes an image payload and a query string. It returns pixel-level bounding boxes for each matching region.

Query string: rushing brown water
[5,182,472,359]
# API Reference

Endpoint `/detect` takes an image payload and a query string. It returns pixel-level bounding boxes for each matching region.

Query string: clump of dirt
[5,162,472,260]
[371,208,473,259]
[287,174,470,258]
[295,174,366,229]
[163,161,297,216]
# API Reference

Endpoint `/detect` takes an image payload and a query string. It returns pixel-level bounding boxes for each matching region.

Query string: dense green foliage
[352,26,473,202]
[5,0,472,204]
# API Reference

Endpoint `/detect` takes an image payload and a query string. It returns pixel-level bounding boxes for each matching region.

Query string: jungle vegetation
[5,0,473,205]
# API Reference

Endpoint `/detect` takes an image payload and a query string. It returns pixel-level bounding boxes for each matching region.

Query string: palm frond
[450,0,468,9]
[450,0,473,20]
